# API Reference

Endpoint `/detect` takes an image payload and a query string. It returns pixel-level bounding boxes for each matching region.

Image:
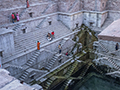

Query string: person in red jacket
[51,31,55,38]
[11,13,15,23]
[26,0,30,8]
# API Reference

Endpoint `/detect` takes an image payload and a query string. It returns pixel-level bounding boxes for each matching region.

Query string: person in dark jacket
[115,43,119,50]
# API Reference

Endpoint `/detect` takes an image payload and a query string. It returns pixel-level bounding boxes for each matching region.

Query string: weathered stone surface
[0,28,14,57]
[0,69,35,90]
[98,19,120,42]
[106,0,120,11]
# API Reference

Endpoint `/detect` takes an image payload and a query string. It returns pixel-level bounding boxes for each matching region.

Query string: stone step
[21,75,26,79]
[22,74,28,77]
[49,61,55,65]
[51,58,57,62]
[11,21,71,57]
[52,56,58,59]
[32,55,39,58]
[45,67,50,70]
[46,65,52,69]
[28,59,34,63]
[26,63,32,66]
[19,78,24,81]
[24,71,29,75]
[27,61,33,64]
[48,61,56,66]
[47,64,53,67]
[14,32,67,48]
[44,84,49,88]
[29,73,36,77]
[29,58,36,62]
[14,21,68,41]
[46,81,51,85]
[30,57,37,61]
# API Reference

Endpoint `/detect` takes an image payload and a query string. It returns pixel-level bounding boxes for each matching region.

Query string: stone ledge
[0,28,13,35]
[2,30,80,65]
[0,2,49,12]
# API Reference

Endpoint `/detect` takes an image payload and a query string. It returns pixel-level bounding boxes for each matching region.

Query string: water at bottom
[72,76,120,90]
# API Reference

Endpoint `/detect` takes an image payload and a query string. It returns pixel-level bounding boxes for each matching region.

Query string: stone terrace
[14,21,71,53]
[3,21,72,63]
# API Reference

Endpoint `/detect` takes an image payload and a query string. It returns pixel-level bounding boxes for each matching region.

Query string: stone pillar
[0,28,15,58]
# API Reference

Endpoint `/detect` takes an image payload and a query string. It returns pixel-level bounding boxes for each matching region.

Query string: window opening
[49,21,52,25]
[0,52,3,57]
[76,23,78,28]
[22,29,26,34]
[102,3,104,7]
[29,13,33,17]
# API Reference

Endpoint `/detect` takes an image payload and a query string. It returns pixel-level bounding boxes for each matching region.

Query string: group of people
[37,41,62,54]
[46,31,55,41]
[11,0,29,23]
[11,12,19,23]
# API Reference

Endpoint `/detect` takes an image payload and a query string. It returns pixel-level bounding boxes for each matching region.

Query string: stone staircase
[19,8,27,18]
[19,50,41,81]
[79,63,91,77]
[12,5,27,31]
[45,54,62,71]
[13,23,25,31]
[43,38,69,71]
[43,76,56,90]
[62,60,78,89]
[99,41,109,53]
[105,57,120,71]
[55,38,69,53]
[19,70,29,81]
[26,50,40,66]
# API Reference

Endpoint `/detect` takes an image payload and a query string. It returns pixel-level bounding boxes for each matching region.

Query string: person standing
[115,43,119,50]
[37,41,40,50]
[26,0,30,8]
[58,44,62,54]
[11,13,15,23]
[16,12,19,21]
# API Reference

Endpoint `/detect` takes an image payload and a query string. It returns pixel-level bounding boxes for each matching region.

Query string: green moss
[71,24,98,61]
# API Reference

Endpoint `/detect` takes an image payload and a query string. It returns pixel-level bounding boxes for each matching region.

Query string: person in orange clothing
[26,0,30,8]
[37,41,40,50]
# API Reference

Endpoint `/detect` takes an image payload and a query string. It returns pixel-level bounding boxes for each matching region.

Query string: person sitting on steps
[47,33,52,41]
[51,31,55,38]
